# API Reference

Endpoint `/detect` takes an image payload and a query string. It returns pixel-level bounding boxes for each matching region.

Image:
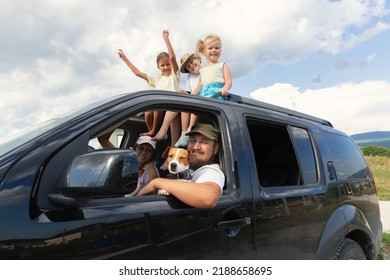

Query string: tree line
[360,145,390,158]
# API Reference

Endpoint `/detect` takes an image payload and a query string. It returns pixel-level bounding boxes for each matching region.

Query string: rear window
[326,133,368,180]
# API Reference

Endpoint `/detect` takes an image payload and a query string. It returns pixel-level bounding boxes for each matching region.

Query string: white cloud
[0,0,389,139]
[250,81,390,135]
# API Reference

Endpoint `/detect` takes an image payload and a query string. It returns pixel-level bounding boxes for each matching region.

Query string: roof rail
[225,93,333,127]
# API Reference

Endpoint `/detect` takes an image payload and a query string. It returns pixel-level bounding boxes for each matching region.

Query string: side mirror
[59,149,139,198]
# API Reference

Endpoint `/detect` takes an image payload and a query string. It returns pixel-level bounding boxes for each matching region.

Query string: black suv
[0,90,382,259]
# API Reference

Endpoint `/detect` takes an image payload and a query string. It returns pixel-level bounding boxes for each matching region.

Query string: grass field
[364,156,390,259]
[364,156,390,201]
[378,233,390,260]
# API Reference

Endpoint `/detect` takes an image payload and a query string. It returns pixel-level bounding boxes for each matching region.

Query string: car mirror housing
[59,149,139,198]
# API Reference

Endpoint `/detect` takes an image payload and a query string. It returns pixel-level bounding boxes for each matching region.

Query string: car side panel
[233,106,341,259]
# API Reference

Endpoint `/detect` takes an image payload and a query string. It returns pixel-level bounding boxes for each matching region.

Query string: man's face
[187,133,219,170]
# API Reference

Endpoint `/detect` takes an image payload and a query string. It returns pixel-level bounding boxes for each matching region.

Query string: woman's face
[135,143,154,164]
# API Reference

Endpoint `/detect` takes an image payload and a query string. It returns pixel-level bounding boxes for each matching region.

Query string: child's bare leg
[144,111,153,132]
[174,112,190,147]
[170,113,181,146]
[153,111,179,141]
[151,110,164,136]
[188,114,199,131]
[140,111,164,137]
[181,112,190,132]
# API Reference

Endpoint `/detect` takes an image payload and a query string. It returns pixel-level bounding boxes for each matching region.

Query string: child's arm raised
[162,30,179,74]
[118,49,148,81]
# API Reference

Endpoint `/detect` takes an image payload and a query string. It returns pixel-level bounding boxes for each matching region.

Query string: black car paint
[0,90,382,259]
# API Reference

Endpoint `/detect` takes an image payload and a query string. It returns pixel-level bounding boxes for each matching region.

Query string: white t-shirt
[191,163,225,193]
[186,73,200,92]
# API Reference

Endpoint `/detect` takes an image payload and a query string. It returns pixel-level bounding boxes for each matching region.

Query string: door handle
[327,161,337,180]
[217,217,251,237]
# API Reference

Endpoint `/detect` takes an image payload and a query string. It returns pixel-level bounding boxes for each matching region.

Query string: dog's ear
[187,149,191,160]
[162,147,171,158]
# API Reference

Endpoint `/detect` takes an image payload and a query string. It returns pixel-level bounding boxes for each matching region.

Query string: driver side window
[37,104,226,212]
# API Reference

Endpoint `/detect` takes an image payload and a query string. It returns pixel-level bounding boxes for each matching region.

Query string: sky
[1,0,390,140]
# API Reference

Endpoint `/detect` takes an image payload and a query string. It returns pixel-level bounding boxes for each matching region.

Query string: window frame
[37,99,234,211]
[244,116,319,190]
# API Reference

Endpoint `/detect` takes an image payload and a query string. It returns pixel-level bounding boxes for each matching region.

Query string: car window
[289,126,317,184]
[37,105,227,210]
[246,119,318,187]
[0,96,119,157]
[326,133,369,180]
[89,128,125,149]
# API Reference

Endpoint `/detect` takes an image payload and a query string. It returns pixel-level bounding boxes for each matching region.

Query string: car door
[28,92,257,259]
[235,109,338,259]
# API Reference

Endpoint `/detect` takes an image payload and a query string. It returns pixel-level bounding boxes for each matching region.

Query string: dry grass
[362,156,390,259]
[365,156,390,201]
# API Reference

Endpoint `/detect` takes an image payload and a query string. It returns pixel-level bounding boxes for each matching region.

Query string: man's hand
[137,179,159,196]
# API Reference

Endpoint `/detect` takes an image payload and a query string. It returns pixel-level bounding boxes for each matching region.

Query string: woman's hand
[143,162,158,179]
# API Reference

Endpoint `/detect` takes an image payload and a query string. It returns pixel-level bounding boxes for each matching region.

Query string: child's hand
[118,49,126,60]
[162,30,169,40]
[221,88,229,96]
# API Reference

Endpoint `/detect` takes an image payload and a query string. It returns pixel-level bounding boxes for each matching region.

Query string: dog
[158,147,191,195]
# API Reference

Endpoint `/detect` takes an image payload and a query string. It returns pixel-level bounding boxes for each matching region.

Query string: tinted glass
[0,95,120,157]
[326,133,368,180]
[290,126,317,184]
[246,120,301,187]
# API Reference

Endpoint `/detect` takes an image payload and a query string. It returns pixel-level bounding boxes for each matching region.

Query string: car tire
[334,238,366,260]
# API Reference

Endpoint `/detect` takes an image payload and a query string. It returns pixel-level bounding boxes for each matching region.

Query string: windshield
[0,95,121,157]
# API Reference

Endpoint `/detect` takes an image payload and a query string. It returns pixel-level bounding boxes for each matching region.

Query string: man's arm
[137,178,221,208]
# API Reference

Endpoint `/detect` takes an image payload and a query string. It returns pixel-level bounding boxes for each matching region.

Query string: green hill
[351,131,390,148]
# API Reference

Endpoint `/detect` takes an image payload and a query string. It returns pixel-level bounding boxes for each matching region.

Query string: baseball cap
[135,136,156,149]
[186,123,219,141]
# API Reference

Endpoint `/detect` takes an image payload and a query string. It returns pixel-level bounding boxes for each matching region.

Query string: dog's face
[163,147,190,174]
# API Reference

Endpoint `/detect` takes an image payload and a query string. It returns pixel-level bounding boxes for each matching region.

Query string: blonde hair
[195,34,221,54]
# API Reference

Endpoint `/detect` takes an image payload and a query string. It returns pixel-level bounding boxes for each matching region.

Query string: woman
[126,136,159,196]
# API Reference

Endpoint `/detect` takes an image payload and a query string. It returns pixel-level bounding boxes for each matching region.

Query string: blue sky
[1,0,389,139]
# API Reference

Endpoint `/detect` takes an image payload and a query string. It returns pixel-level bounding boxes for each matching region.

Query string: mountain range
[350,131,390,148]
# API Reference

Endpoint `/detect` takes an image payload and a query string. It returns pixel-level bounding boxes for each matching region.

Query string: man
[138,123,225,208]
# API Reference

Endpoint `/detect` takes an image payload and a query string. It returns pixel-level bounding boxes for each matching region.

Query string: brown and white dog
[158,147,191,195]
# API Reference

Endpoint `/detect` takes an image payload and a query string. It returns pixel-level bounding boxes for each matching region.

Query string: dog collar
[178,170,192,180]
